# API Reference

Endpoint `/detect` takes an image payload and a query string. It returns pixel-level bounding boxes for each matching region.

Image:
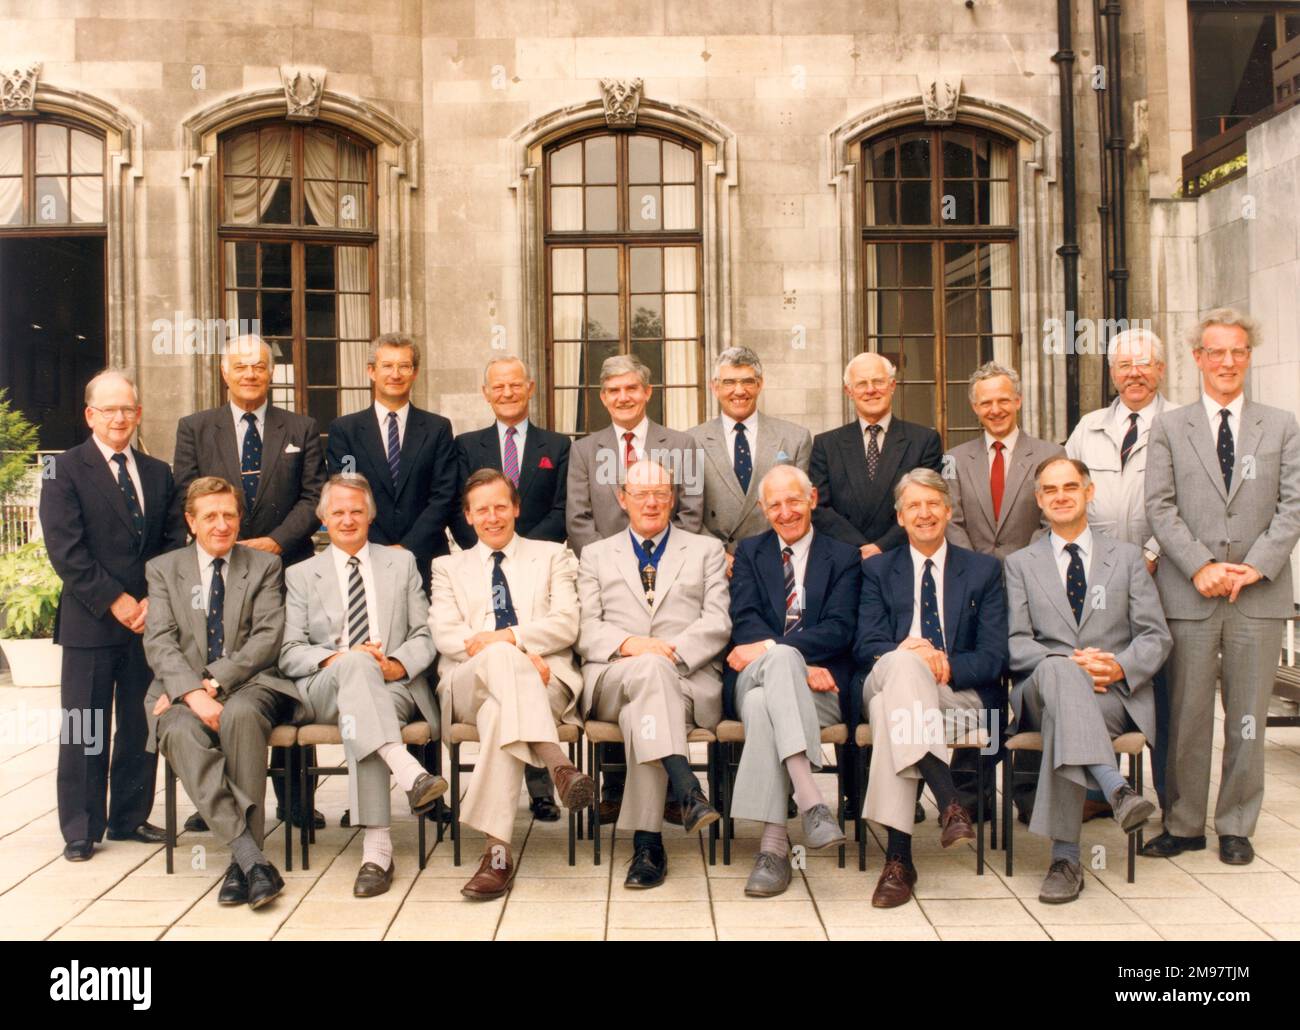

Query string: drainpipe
[1102,0,1129,344]
[1054,0,1082,429]
[1093,0,1114,406]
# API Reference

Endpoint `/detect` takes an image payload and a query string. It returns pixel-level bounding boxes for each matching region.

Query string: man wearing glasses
[1142,309,1300,867]
[689,346,812,577]
[39,370,186,861]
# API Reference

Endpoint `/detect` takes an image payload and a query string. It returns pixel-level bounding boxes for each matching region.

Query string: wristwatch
[1143,549,1159,564]
[762,639,776,652]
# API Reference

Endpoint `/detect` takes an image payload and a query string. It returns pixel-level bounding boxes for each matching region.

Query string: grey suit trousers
[300,651,419,828]
[730,646,842,824]
[1014,656,1132,843]
[157,683,292,848]
[1165,607,1284,838]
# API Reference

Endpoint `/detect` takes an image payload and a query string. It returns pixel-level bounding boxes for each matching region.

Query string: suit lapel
[650,529,688,607]
[510,537,539,622]
[963,443,997,536]
[612,532,652,615]
[997,437,1037,531]
[1077,534,1117,632]
[178,547,208,659]
[1186,406,1229,502]
[1027,536,1078,632]
[802,534,831,625]
[1227,402,1264,505]
[757,534,788,627]
[869,423,909,522]
[369,543,397,646]
[221,545,250,647]
[941,547,966,645]
[394,409,427,500]
[256,407,287,514]
[836,424,875,519]
[359,408,395,499]
[702,418,746,507]
[213,409,243,488]
[78,443,137,541]
[515,425,539,500]
[891,550,915,640]
[136,450,166,546]
[314,551,346,643]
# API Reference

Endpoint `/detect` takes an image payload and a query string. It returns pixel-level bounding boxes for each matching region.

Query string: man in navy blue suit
[856,468,1008,907]
[724,465,862,897]
[40,369,187,861]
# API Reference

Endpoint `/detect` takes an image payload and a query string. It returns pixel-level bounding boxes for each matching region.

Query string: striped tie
[502,425,520,486]
[346,555,370,648]
[386,411,401,484]
[782,545,802,633]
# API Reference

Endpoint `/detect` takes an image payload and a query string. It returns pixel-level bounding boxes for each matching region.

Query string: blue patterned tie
[386,411,401,484]
[1120,412,1140,468]
[110,453,144,546]
[920,558,944,651]
[206,557,225,664]
[782,545,802,633]
[502,426,520,487]
[240,412,262,512]
[1065,543,1086,624]
[492,551,519,629]
[347,556,370,648]
[734,422,752,494]
[1217,409,1233,491]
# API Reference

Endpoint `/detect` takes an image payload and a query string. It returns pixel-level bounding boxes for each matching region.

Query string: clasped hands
[724,641,837,693]
[898,636,950,685]
[1193,561,1261,602]
[321,639,409,682]
[464,628,550,685]
[1069,647,1124,693]
[110,593,149,634]
[152,676,222,730]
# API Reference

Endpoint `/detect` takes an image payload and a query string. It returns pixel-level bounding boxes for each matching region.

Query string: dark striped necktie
[1120,411,1140,468]
[503,426,520,486]
[782,545,802,633]
[386,411,401,483]
[346,555,371,647]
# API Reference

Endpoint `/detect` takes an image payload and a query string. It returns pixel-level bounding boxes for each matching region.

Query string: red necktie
[990,440,1006,522]
[623,431,637,469]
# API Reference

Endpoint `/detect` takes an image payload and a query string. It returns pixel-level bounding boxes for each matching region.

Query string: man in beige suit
[577,459,731,889]
[430,469,594,900]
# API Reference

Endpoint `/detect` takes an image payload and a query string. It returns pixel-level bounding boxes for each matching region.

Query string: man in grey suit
[689,346,812,575]
[946,360,1065,560]
[144,477,299,909]
[1142,309,1300,866]
[1005,457,1171,903]
[577,459,731,889]
[280,473,447,897]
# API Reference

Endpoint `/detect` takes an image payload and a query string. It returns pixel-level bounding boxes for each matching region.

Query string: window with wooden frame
[218,121,377,425]
[544,129,705,436]
[860,125,1019,448]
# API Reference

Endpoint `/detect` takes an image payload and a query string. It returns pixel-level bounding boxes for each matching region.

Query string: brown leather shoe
[939,801,976,848]
[461,845,515,900]
[353,860,394,898]
[663,799,683,826]
[872,859,918,908]
[552,764,596,810]
[1082,799,1113,823]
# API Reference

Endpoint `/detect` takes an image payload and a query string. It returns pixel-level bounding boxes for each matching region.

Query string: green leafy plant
[0,541,61,639]
[0,387,39,504]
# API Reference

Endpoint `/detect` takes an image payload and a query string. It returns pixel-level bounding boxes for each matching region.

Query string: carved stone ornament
[599,78,644,128]
[920,75,961,125]
[281,66,326,121]
[1,63,40,114]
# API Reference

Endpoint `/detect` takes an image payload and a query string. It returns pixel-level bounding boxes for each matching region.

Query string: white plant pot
[0,637,62,687]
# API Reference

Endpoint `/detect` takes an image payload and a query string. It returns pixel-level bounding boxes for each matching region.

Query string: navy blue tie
[386,411,401,484]
[733,422,753,494]
[920,558,944,651]
[110,452,144,546]
[206,557,225,664]
[240,412,262,512]
[1065,543,1086,624]
[1120,411,1140,468]
[492,551,518,629]
[1217,409,1234,491]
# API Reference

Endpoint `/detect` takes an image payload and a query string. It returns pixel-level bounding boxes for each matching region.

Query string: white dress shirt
[722,412,759,471]
[984,425,1019,466]
[907,542,947,640]
[859,412,892,462]
[497,418,529,463]
[615,417,650,469]
[1050,526,1094,589]
[375,401,410,451]
[231,400,268,453]
[473,533,523,633]
[1201,391,1244,450]
[330,544,379,648]
[91,434,144,514]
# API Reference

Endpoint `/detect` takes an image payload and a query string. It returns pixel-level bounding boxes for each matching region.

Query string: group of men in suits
[38,305,1300,910]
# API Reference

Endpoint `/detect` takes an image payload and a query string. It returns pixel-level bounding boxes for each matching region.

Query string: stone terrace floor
[2,680,1300,941]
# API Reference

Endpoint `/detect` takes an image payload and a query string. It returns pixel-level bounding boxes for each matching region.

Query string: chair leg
[706,742,717,867]
[976,751,985,875]
[1002,753,1014,877]
[592,743,602,867]
[722,743,735,867]
[1127,752,1138,884]
[282,745,295,872]
[567,739,577,864]
[299,742,310,871]
[836,747,846,870]
[857,743,869,872]
[164,760,176,875]
[571,739,583,842]
[450,742,461,867]
[988,753,999,851]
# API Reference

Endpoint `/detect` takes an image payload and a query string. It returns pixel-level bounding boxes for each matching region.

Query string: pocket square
[285,443,302,453]
[538,456,554,469]
[776,450,791,462]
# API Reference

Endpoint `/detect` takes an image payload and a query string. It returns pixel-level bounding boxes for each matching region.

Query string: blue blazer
[451,423,571,549]
[725,529,863,722]
[853,542,1008,727]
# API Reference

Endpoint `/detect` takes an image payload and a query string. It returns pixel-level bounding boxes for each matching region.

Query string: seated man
[725,465,861,897]
[144,477,299,910]
[577,459,731,890]
[279,473,446,899]
[1005,457,1170,903]
[430,469,595,900]
[856,468,1008,908]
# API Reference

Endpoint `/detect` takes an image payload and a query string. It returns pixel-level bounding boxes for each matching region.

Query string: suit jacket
[1146,398,1300,620]
[1004,532,1172,740]
[854,543,1009,727]
[724,529,861,720]
[429,535,582,732]
[142,544,300,747]
[451,422,570,549]
[566,421,704,556]
[946,431,1065,559]
[809,417,944,552]
[278,543,438,730]
[326,404,459,583]
[689,413,812,551]
[173,404,326,568]
[40,438,186,648]
[575,527,731,728]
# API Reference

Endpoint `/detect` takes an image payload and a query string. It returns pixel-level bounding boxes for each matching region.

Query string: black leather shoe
[217,863,248,905]
[1218,835,1254,866]
[184,813,209,832]
[246,863,285,909]
[106,822,166,844]
[914,802,926,824]
[63,840,94,862]
[624,841,667,889]
[680,788,721,835]
[529,796,561,822]
[276,806,326,830]
[1139,831,1207,858]
[353,860,395,898]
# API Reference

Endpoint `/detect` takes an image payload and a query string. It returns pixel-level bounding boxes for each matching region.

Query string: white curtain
[0,125,21,223]
[303,130,336,226]
[226,129,290,224]
[553,343,580,434]
[337,246,370,396]
[988,145,1014,366]
[664,341,698,429]
[551,187,582,231]
[551,248,584,434]
[663,185,694,230]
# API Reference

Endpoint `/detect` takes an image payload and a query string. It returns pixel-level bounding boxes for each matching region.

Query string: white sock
[362,826,393,869]
[785,753,822,811]
[377,742,424,792]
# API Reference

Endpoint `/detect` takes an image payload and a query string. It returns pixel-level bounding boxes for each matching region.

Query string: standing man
[173,333,327,830]
[809,352,943,558]
[576,460,730,890]
[40,369,186,861]
[1005,457,1170,904]
[1143,309,1300,866]
[689,346,812,574]
[431,470,594,899]
[945,361,1065,560]
[327,333,460,594]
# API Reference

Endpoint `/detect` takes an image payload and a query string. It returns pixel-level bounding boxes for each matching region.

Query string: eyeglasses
[374,362,416,375]
[1198,347,1250,365]
[850,378,893,394]
[623,489,673,503]
[88,406,139,420]
[716,377,760,390]
[1112,360,1161,376]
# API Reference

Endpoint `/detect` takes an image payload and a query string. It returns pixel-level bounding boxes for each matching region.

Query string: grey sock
[1051,839,1081,865]
[230,829,266,874]
[1088,762,1126,801]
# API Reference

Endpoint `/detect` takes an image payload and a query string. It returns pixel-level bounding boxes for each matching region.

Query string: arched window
[544,128,704,435]
[218,121,377,424]
[861,126,1018,447]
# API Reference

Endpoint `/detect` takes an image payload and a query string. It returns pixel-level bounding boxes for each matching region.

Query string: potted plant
[0,541,62,685]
